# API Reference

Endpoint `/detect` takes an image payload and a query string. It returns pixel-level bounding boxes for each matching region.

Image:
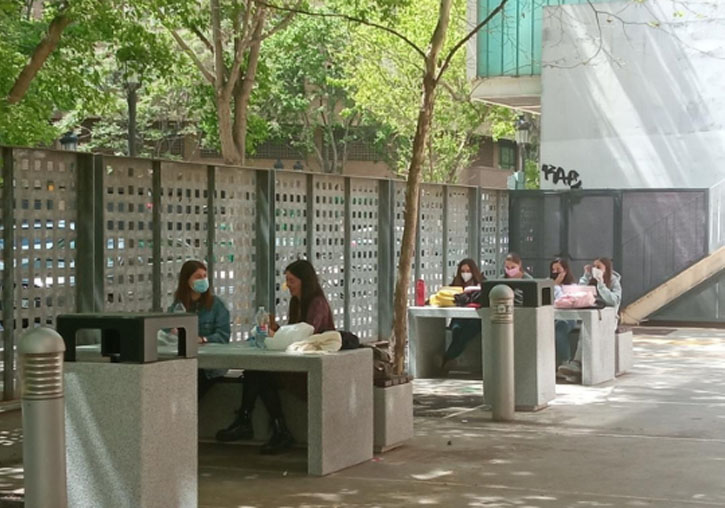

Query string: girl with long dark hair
[442,259,485,373]
[169,260,230,398]
[216,259,334,454]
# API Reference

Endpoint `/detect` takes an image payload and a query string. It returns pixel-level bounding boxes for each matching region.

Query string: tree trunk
[391,76,437,375]
[217,91,242,164]
[6,13,72,105]
[391,0,453,376]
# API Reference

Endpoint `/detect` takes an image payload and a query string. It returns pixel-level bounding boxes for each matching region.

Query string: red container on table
[415,279,426,306]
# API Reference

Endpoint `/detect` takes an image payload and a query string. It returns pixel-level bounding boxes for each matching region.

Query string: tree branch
[190,25,214,54]
[6,12,73,104]
[261,0,300,40]
[168,29,216,84]
[211,0,226,88]
[436,0,510,83]
[253,0,427,60]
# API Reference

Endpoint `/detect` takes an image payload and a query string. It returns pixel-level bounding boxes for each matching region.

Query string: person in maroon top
[216,259,335,454]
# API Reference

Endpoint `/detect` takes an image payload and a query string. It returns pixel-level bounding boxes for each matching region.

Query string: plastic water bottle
[254,306,269,349]
[415,279,426,306]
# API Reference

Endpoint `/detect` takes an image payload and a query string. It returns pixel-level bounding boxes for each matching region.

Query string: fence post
[377,180,395,340]
[343,177,352,331]
[19,327,68,508]
[495,191,504,274]
[76,153,104,313]
[152,160,162,311]
[469,186,482,270]
[1,147,15,400]
[489,285,515,422]
[305,173,314,262]
[206,165,216,287]
[442,186,449,285]
[414,186,422,283]
[256,169,276,312]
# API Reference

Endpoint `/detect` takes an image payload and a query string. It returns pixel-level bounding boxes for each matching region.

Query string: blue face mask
[192,278,209,294]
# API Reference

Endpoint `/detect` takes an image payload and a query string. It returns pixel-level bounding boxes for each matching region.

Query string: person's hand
[584,264,592,274]
[268,328,275,338]
[554,272,566,285]
[198,336,207,344]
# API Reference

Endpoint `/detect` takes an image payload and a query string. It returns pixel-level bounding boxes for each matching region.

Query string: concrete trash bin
[479,279,556,411]
[58,313,199,508]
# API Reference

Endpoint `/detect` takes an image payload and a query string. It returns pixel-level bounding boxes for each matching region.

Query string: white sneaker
[557,360,582,377]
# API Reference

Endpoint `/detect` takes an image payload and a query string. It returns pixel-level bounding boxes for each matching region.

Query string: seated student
[557,257,622,382]
[441,259,485,373]
[168,260,231,399]
[550,257,577,368]
[503,252,533,306]
[503,252,533,280]
[216,259,335,454]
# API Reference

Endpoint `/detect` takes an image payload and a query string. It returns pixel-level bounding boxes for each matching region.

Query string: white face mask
[461,272,473,283]
[592,267,604,281]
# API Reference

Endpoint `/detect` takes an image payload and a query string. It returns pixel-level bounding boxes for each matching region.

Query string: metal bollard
[489,285,515,421]
[18,328,68,508]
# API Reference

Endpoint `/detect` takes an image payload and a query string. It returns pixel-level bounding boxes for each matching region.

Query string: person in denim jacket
[169,260,230,398]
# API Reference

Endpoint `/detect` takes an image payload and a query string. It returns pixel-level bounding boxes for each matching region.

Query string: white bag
[286,331,342,354]
[265,322,315,351]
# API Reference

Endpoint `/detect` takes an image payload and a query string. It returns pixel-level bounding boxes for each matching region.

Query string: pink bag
[554,285,597,309]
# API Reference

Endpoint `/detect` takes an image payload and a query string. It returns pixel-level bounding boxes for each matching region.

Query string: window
[498,140,516,170]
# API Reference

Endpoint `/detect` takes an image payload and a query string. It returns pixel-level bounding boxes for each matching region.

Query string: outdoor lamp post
[514,114,531,190]
[59,131,78,151]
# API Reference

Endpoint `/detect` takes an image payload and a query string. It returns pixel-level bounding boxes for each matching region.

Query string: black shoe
[215,410,253,442]
[260,418,294,455]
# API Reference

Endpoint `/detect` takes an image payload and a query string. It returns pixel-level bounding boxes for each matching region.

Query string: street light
[59,131,78,151]
[514,114,531,190]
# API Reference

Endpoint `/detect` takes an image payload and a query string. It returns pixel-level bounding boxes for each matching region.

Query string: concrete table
[555,308,618,385]
[197,343,373,476]
[408,306,556,411]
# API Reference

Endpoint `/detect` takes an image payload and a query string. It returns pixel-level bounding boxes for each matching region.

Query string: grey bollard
[18,328,68,508]
[489,285,515,421]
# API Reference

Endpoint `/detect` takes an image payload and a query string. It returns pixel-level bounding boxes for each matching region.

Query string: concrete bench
[197,344,373,476]
[615,329,634,375]
[555,308,618,385]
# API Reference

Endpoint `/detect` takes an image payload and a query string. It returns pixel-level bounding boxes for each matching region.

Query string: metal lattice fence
[0,147,509,400]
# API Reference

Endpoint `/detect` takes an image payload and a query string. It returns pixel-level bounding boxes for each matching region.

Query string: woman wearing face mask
[441,259,485,373]
[169,260,230,399]
[557,257,622,382]
[503,252,533,280]
[216,259,334,454]
[550,257,576,368]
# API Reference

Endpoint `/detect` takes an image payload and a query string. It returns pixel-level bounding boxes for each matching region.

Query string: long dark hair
[450,258,484,287]
[285,259,328,324]
[550,257,574,285]
[594,257,613,288]
[174,260,213,311]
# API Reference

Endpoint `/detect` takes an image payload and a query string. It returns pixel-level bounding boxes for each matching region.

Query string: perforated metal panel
[446,187,470,283]
[310,175,345,327]
[419,185,444,293]
[274,172,308,323]
[13,149,77,332]
[104,157,154,311]
[214,167,256,340]
[480,190,499,278]
[349,179,379,340]
[394,182,415,305]
[160,162,209,309]
[497,191,509,272]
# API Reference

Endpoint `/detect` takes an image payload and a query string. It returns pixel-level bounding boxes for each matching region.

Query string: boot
[260,417,294,455]
[215,409,253,442]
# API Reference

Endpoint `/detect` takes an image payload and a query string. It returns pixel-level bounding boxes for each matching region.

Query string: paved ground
[3,327,725,507]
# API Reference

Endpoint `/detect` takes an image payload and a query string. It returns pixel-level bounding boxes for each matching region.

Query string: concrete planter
[374,382,414,453]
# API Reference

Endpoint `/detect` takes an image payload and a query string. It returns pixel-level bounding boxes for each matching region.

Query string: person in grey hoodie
[557,257,622,382]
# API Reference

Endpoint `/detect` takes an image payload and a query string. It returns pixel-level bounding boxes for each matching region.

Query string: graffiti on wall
[541,164,583,189]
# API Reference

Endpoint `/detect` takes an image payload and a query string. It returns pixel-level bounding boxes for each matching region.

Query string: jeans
[555,319,578,367]
[444,318,482,361]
